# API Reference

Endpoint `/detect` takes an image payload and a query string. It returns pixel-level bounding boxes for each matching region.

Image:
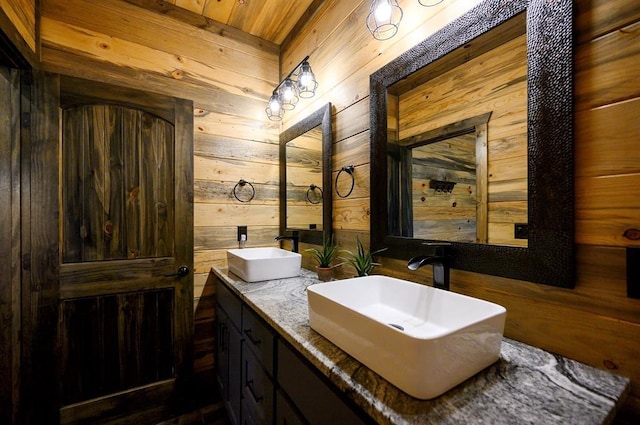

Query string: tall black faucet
[407,243,451,290]
[275,230,299,253]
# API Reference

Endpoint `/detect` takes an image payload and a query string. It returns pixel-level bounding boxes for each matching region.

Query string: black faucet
[275,231,299,253]
[408,243,451,290]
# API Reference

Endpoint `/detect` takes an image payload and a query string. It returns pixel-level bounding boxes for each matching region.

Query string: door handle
[165,265,190,278]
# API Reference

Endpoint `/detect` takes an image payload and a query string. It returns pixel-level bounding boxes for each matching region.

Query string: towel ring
[335,165,355,198]
[306,184,323,204]
[233,179,255,203]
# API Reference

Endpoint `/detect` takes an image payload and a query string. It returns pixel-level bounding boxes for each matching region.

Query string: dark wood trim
[0,8,36,69]
[59,76,178,123]
[628,248,640,299]
[369,0,575,288]
[0,65,21,425]
[23,70,61,423]
[173,96,195,394]
[280,103,333,246]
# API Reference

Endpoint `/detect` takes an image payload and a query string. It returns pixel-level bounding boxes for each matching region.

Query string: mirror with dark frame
[370,0,574,287]
[280,103,333,245]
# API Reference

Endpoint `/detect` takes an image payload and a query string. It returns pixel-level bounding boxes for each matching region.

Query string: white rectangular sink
[307,275,506,399]
[227,247,301,282]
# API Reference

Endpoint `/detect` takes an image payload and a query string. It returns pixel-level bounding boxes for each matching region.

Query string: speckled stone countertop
[212,267,630,425]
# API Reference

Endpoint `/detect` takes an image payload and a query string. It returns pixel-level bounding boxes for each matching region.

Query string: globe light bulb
[375,1,392,21]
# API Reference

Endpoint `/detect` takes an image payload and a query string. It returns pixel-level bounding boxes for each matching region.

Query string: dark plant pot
[316,266,334,282]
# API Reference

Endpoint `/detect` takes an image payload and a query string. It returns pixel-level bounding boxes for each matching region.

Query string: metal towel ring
[233,179,255,203]
[306,184,323,204]
[335,165,355,198]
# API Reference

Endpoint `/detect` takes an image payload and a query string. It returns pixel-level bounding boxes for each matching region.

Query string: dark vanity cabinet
[214,276,369,425]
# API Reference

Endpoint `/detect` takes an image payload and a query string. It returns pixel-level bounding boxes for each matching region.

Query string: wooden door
[55,79,194,424]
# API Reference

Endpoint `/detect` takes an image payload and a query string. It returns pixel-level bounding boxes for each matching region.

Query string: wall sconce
[367,0,446,40]
[266,55,318,121]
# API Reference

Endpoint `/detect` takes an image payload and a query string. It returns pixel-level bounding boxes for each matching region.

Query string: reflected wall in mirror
[285,124,323,229]
[370,0,574,287]
[280,103,332,244]
[389,113,494,245]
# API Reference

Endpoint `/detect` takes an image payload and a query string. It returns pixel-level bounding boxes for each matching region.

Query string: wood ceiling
[165,0,328,45]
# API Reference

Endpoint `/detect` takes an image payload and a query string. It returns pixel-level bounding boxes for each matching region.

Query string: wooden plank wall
[281,0,640,420]
[38,0,280,387]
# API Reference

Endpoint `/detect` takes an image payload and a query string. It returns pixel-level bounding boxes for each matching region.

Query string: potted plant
[341,237,387,277]
[305,236,339,281]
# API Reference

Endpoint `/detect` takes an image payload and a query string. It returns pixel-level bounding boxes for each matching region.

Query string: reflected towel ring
[306,184,323,204]
[335,165,355,198]
[233,179,255,202]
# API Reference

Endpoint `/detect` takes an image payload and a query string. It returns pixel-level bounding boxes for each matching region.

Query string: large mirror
[370,0,574,287]
[280,103,332,245]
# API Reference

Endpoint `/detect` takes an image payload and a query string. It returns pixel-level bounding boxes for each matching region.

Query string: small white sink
[307,275,506,399]
[227,247,301,282]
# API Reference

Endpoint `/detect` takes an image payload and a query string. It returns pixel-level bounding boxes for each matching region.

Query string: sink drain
[388,323,404,331]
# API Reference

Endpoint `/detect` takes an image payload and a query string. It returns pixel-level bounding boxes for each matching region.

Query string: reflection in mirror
[389,114,495,245]
[286,124,323,230]
[370,0,574,287]
[280,103,333,245]
[388,26,528,248]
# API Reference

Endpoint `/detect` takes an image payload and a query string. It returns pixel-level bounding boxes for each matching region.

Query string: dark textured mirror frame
[280,103,333,246]
[370,0,574,287]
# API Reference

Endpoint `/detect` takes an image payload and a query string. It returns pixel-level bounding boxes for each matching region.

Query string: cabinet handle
[218,322,227,352]
[244,328,262,346]
[246,378,264,402]
[245,362,264,403]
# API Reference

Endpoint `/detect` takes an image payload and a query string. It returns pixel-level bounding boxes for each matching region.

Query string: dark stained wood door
[55,79,194,424]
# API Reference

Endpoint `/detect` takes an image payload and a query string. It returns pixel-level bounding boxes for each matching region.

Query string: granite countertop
[212,267,630,425]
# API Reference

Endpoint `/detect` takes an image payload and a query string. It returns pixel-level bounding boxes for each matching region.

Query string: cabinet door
[242,342,274,424]
[275,390,306,425]
[278,341,368,425]
[216,307,230,400]
[228,318,243,425]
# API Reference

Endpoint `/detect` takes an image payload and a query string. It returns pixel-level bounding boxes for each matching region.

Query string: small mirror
[280,103,332,244]
[370,0,574,287]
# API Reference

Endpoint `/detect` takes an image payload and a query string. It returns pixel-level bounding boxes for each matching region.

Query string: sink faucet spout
[275,231,300,253]
[408,250,451,290]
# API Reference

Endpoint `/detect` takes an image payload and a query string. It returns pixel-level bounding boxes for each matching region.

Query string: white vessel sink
[227,247,301,282]
[307,275,506,399]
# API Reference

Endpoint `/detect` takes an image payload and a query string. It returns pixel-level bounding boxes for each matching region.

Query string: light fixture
[279,78,299,110]
[297,59,318,98]
[265,92,284,121]
[366,0,403,41]
[367,1,447,40]
[265,55,318,121]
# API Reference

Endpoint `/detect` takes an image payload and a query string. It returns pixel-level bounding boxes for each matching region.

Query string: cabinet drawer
[275,390,305,425]
[278,341,368,425]
[242,343,274,425]
[242,305,275,375]
[216,279,242,329]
